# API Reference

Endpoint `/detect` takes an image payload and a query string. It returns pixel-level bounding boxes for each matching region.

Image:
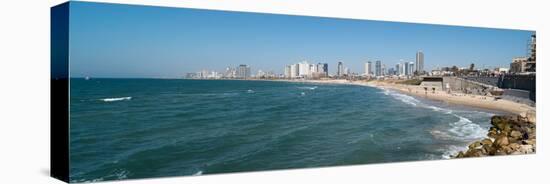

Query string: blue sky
[68,1,535,78]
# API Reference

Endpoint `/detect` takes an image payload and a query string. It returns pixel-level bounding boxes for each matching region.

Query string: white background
[0,0,548,183]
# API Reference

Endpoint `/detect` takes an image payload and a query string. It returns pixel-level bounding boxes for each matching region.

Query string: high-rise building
[375,60,382,76]
[416,51,424,75]
[337,62,344,77]
[317,63,328,77]
[367,61,372,75]
[284,65,291,78]
[398,60,405,75]
[408,62,415,76]
[237,64,251,79]
[309,63,317,76]
[404,62,410,76]
[290,64,299,78]
[298,61,310,77]
[395,63,401,76]
[364,61,372,76]
[388,68,395,75]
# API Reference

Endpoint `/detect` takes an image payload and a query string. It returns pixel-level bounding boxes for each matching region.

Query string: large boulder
[469,141,482,149]
[482,144,495,155]
[481,138,493,145]
[522,139,536,145]
[494,135,509,148]
[487,127,498,139]
[508,143,521,152]
[509,130,523,141]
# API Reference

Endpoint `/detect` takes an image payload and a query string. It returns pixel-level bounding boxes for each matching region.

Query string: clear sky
[68,1,535,78]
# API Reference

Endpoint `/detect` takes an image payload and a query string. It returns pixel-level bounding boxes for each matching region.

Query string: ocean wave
[385,90,420,106]
[384,89,489,158]
[440,145,467,159]
[192,170,203,176]
[447,114,487,140]
[247,89,255,93]
[101,97,132,102]
[427,105,453,114]
[297,86,318,90]
[429,115,487,141]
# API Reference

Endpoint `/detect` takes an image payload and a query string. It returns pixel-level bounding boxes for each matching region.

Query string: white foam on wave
[298,86,318,90]
[193,170,203,176]
[382,89,390,95]
[385,90,420,106]
[427,105,453,114]
[382,89,489,158]
[429,115,487,142]
[385,90,486,139]
[440,145,468,159]
[447,114,487,140]
[101,96,132,102]
[247,89,255,93]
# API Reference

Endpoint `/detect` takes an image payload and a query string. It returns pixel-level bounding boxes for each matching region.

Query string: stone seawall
[442,77,495,95]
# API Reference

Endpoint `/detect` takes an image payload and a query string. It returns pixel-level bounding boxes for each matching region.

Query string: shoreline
[364,80,535,118]
[269,78,535,117]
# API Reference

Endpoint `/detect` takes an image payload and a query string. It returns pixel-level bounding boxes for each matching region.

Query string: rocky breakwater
[455,114,536,158]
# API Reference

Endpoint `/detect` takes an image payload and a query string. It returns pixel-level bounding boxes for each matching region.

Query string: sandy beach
[276,79,536,118]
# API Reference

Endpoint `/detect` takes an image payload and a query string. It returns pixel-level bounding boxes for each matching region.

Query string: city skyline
[69,2,534,78]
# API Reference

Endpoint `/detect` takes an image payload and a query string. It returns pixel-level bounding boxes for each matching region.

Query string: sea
[69,79,505,182]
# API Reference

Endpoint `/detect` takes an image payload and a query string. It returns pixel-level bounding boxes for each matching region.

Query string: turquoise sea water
[69,79,504,182]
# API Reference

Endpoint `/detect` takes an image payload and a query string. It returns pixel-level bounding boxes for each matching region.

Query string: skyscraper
[290,64,299,78]
[408,62,415,76]
[404,62,410,76]
[284,65,291,78]
[395,63,401,75]
[416,51,424,75]
[375,60,382,76]
[364,61,372,76]
[337,62,344,77]
[317,63,328,77]
[367,61,372,75]
[237,64,251,79]
[298,61,311,77]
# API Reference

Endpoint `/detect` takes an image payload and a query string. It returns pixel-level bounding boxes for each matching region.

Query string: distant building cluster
[284,61,328,79]
[363,51,425,78]
[184,34,536,80]
[185,64,253,79]
[185,50,428,80]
